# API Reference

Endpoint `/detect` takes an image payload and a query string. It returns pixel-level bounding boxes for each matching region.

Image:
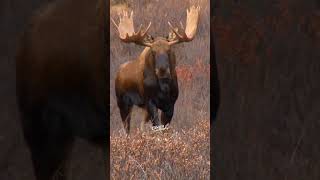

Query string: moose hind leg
[119,104,132,134]
[117,94,135,134]
[146,100,160,127]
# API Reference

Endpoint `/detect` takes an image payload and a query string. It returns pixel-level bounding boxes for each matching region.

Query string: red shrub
[176,58,210,86]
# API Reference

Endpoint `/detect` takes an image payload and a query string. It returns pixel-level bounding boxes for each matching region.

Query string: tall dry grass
[110,0,210,179]
[111,119,210,179]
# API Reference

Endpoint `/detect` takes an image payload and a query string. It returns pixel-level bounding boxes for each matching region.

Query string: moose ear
[167,28,178,42]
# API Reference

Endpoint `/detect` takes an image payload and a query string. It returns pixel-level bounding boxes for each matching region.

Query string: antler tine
[137,24,143,34]
[123,10,127,17]
[111,9,153,47]
[168,5,201,45]
[179,21,184,30]
[142,22,152,36]
[130,10,133,19]
[168,21,183,39]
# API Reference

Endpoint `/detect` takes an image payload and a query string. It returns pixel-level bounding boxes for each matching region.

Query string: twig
[290,127,305,164]
[128,155,147,180]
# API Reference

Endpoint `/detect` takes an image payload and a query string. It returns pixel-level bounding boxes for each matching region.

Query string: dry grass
[110,0,210,179]
[111,120,210,179]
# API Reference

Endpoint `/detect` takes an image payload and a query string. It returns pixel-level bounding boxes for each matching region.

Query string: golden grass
[111,119,210,179]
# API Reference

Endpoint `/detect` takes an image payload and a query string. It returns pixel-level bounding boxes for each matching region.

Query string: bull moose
[15,0,108,179]
[111,6,200,134]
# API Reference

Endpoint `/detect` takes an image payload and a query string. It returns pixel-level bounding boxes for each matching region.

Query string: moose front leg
[146,100,161,128]
[161,104,174,127]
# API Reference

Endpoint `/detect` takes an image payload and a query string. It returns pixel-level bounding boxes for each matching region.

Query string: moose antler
[111,10,153,47]
[168,5,200,45]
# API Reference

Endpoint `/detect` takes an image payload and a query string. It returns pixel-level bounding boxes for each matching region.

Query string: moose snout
[155,68,171,79]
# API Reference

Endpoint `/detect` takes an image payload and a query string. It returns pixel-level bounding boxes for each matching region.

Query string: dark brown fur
[115,38,179,133]
[15,0,108,179]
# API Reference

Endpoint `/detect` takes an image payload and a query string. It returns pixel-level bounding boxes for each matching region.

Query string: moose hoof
[151,125,166,131]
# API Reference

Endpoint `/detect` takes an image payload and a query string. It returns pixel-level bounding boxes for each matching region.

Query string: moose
[112,6,200,134]
[15,0,108,179]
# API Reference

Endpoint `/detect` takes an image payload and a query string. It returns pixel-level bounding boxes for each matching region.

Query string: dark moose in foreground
[112,6,200,134]
[15,0,108,179]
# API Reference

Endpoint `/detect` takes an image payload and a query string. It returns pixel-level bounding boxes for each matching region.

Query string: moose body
[112,6,200,133]
[15,0,108,179]
[115,43,179,132]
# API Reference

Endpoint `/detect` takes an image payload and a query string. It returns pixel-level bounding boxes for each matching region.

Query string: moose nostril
[156,68,165,75]
[160,68,166,74]
[156,68,171,79]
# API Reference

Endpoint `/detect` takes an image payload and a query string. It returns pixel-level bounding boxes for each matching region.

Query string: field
[110,0,210,179]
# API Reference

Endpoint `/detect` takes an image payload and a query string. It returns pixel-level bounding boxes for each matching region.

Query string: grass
[110,0,210,179]
[111,120,210,179]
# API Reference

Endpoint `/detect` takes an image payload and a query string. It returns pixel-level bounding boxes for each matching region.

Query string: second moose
[112,6,200,134]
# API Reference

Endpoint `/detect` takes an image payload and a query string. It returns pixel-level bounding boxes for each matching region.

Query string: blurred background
[1,1,49,179]
[213,0,320,179]
[1,0,106,179]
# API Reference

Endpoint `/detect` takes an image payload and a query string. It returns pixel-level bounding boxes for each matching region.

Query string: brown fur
[115,38,179,134]
[15,0,108,179]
